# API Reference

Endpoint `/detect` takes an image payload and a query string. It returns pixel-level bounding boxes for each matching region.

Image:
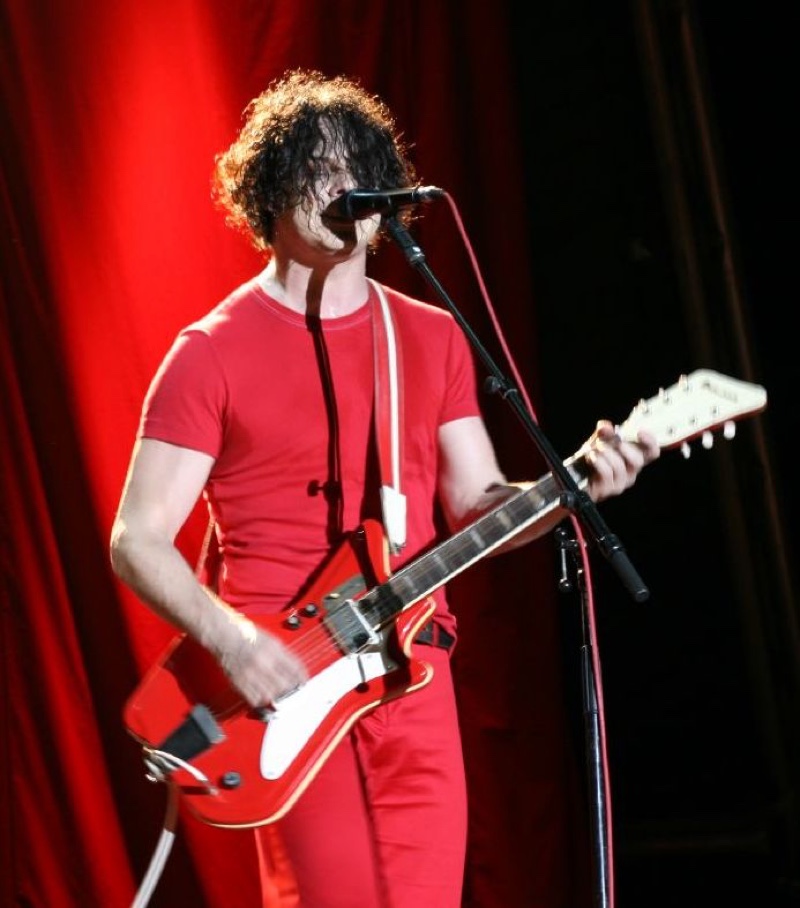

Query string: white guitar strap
[195,281,407,581]
[132,283,407,907]
[369,278,407,554]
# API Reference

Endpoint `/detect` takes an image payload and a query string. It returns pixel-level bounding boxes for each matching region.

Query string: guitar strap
[137,282,407,907]
[196,280,407,586]
[369,278,407,554]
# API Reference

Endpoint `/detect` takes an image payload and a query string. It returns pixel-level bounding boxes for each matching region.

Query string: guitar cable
[131,782,179,908]
[142,745,217,792]
[132,745,220,906]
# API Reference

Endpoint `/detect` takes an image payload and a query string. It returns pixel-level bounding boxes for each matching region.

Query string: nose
[329,168,358,196]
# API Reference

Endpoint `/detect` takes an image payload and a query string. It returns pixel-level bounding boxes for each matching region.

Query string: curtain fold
[1,2,587,904]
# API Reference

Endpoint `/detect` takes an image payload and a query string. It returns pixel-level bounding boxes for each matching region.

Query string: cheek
[291,207,332,245]
[293,202,316,232]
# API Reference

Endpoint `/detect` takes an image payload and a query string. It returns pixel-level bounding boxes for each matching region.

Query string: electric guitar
[123,369,767,828]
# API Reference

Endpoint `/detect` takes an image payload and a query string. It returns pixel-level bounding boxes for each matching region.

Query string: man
[110,68,659,908]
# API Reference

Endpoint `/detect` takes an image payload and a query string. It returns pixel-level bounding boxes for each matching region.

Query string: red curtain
[0,2,590,905]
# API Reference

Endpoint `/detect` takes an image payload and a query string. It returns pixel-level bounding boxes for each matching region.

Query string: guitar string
[196,485,557,720]
[194,400,750,724]
[188,382,756,721]
[195,553,457,721]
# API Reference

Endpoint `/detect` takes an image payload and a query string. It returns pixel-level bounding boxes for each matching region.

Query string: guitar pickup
[322,596,380,653]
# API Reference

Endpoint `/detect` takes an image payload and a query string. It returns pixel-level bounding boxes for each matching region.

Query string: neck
[259,256,370,319]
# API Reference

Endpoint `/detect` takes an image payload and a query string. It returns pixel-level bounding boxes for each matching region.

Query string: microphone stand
[384,214,649,908]
[556,524,611,908]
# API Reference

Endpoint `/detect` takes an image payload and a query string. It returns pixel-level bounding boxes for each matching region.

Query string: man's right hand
[218,624,309,709]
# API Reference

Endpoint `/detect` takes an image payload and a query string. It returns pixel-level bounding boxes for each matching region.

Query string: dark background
[1,1,796,906]
[503,2,797,905]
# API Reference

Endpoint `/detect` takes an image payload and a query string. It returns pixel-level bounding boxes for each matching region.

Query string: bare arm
[436,416,660,552]
[109,438,307,706]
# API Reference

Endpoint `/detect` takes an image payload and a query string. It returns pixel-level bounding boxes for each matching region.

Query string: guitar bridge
[323,596,380,652]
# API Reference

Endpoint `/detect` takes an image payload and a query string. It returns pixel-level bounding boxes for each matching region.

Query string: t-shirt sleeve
[439,314,482,426]
[138,330,226,458]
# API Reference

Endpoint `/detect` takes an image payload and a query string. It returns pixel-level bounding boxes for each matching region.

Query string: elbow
[109,519,134,581]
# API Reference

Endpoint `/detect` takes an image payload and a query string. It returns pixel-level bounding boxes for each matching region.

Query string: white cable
[143,746,217,791]
[130,781,180,908]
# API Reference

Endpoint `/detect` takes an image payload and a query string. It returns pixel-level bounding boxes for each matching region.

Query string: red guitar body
[124,519,435,828]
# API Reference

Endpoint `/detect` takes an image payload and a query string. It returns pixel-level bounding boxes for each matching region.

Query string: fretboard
[362,453,591,629]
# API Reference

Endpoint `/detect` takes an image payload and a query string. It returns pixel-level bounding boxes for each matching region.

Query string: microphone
[324,186,445,221]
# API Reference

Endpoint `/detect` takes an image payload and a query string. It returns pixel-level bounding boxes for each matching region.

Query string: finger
[594,419,620,443]
[636,429,661,462]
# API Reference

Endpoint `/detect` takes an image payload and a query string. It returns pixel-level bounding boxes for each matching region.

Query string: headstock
[618,369,767,457]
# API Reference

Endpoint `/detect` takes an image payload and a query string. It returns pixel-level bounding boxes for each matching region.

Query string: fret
[374,471,572,621]
[349,455,593,642]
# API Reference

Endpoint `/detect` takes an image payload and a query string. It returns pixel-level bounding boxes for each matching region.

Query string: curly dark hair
[212,69,418,251]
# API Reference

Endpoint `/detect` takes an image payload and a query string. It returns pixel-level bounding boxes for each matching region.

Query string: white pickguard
[259,651,390,779]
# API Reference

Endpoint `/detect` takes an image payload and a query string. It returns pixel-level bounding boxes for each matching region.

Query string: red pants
[256,645,467,908]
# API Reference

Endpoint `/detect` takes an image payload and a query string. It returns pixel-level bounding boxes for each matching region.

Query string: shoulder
[373,282,477,394]
[375,282,459,333]
[183,277,263,339]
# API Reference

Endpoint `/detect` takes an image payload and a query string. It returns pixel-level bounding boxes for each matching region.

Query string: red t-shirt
[140,277,480,631]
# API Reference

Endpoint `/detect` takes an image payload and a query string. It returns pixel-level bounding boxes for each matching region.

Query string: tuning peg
[681,442,691,459]
[702,431,714,449]
[723,421,736,440]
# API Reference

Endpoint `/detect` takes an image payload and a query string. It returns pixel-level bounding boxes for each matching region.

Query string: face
[273,138,381,265]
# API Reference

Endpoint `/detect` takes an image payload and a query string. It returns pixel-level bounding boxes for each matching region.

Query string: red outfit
[140,276,480,907]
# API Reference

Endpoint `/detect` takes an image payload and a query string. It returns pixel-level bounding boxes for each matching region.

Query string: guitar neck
[358,367,771,632]
[362,453,591,629]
